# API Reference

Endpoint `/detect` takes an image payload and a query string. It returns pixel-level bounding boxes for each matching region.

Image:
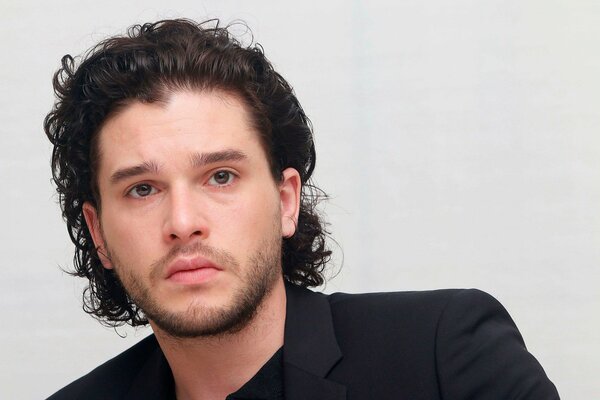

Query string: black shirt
[225,347,284,400]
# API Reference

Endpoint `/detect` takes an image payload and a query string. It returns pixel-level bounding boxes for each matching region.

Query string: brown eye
[128,184,156,198]
[209,170,235,186]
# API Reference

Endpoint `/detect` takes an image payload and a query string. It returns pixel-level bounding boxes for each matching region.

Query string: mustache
[149,241,239,279]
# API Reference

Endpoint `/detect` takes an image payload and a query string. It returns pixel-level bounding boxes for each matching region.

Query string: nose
[162,185,208,244]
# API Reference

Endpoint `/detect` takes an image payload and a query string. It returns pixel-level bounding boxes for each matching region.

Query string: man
[45,19,559,399]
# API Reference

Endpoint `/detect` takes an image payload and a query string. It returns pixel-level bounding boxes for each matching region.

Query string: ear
[279,168,301,238]
[82,202,114,269]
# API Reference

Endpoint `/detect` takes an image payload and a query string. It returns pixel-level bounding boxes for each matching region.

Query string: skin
[82,90,301,400]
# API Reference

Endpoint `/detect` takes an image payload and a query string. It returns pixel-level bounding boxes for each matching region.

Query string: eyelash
[125,170,238,199]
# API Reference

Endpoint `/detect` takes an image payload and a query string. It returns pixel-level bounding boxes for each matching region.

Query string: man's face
[83,90,300,337]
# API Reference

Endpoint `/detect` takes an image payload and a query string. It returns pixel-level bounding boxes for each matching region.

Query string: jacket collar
[283,283,346,400]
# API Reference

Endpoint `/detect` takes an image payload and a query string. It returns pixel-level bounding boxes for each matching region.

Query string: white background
[1,1,598,398]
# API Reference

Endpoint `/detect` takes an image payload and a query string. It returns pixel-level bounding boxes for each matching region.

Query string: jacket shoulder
[46,334,160,400]
[326,288,488,352]
[327,287,470,324]
[327,288,520,330]
[321,289,487,398]
[328,287,467,305]
[325,288,559,399]
[433,289,560,399]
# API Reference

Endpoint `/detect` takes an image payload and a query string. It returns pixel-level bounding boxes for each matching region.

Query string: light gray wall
[1,0,598,398]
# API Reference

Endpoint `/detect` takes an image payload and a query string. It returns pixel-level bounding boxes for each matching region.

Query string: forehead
[95,90,267,175]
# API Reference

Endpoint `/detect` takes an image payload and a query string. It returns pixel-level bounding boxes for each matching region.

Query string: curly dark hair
[44,19,331,327]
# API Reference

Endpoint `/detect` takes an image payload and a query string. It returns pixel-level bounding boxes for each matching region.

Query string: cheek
[100,207,158,255]
[218,192,280,242]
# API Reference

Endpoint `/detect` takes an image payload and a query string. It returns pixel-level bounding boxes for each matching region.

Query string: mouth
[165,256,222,284]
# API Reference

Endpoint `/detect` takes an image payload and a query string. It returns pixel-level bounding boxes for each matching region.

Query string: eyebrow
[110,160,160,184]
[109,150,248,185]
[189,149,248,168]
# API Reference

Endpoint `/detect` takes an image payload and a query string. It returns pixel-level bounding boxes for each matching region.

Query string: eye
[208,170,236,186]
[127,183,157,199]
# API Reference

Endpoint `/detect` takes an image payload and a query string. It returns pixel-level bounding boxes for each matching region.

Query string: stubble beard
[105,234,282,339]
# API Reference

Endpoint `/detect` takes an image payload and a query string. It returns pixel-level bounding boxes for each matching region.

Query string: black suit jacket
[48,285,559,399]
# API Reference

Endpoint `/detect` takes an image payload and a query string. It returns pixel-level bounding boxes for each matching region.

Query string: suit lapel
[283,284,346,400]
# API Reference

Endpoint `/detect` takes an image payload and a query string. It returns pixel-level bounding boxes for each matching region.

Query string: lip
[165,256,222,282]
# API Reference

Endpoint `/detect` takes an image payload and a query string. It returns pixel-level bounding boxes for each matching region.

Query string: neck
[151,278,287,400]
